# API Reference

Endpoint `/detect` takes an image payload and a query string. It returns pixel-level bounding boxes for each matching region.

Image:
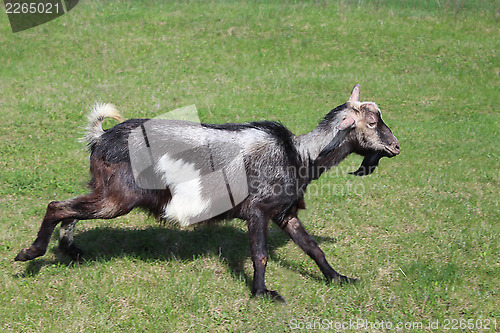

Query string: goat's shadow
[20,222,339,287]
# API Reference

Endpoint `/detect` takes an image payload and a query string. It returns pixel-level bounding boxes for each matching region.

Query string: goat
[15,84,399,301]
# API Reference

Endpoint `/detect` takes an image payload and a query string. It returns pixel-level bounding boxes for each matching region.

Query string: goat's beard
[349,152,383,176]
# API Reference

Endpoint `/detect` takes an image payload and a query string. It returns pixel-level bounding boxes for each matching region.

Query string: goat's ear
[349,84,361,102]
[336,116,355,130]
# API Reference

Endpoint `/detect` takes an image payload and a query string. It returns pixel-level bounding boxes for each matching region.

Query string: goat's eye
[367,122,377,129]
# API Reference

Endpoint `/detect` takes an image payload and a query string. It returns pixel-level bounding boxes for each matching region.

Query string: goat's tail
[84,103,124,145]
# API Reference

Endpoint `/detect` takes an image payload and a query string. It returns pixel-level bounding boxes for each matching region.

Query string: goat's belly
[156,154,248,226]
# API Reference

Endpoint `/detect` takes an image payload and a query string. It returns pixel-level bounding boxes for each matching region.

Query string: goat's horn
[348,84,361,102]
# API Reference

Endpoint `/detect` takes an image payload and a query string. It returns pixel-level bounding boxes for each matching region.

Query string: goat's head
[340,84,400,176]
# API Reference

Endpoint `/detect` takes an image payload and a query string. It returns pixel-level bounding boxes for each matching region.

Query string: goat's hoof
[253,289,286,303]
[334,275,359,285]
[14,247,44,262]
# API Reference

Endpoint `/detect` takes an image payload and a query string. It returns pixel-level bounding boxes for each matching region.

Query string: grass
[0,0,498,331]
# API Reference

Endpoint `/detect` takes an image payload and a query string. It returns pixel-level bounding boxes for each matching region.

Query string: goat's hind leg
[15,192,133,262]
[58,218,83,260]
[15,200,72,261]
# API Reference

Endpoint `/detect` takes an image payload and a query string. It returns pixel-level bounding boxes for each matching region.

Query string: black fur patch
[318,103,347,128]
[90,119,148,164]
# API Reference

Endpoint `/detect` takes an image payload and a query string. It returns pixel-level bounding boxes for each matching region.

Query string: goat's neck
[296,125,351,163]
[295,125,356,181]
[314,140,354,170]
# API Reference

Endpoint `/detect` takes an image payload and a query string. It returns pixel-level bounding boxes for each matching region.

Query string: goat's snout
[389,140,400,157]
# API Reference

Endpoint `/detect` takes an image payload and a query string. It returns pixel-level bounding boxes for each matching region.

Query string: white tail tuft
[84,103,124,145]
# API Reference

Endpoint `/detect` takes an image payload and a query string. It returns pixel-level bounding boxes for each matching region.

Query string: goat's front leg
[278,216,357,284]
[247,213,284,302]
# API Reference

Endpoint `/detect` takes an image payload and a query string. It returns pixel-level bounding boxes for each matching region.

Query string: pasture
[0,1,498,331]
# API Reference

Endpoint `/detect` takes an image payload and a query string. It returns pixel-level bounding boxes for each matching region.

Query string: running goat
[15,84,400,301]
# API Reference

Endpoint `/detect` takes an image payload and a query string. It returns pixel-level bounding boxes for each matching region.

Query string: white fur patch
[361,101,381,115]
[155,154,211,226]
[84,103,124,145]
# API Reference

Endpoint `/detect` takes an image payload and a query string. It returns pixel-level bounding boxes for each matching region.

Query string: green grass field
[0,1,498,331]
